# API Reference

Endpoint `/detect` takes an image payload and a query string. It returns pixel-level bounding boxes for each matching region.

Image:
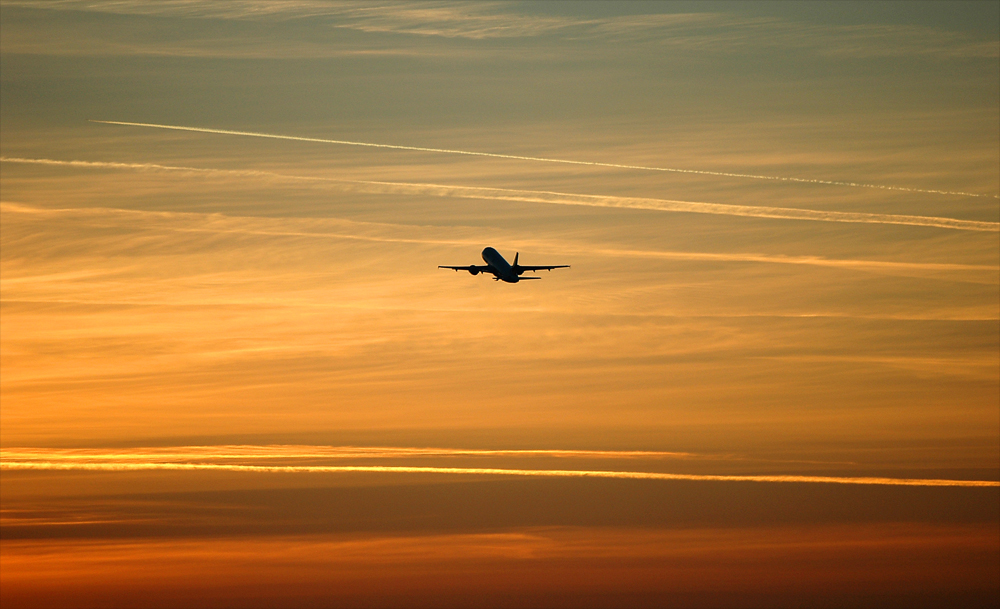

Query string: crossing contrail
[4,156,997,232]
[89,120,999,199]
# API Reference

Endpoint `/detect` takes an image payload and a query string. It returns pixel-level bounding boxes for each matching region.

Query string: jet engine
[468,268,479,275]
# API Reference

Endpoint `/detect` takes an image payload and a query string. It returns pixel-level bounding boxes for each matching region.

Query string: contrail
[0,446,696,461]
[1,446,993,488]
[4,157,997,232]
[2,460,996,488]
[379,181,999,231]
[89,120,999,199]
[3,446,844,467]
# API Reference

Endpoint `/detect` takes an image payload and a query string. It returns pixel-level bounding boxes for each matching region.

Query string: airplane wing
[516,265,570,273]
[439,265,491,273]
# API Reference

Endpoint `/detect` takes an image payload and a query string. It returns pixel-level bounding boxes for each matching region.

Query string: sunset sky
[1,1,998,607]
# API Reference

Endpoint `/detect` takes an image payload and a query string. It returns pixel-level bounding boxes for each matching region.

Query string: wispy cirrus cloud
[3,199,997,284]
[3,1,996,59]
[5,155,997,232]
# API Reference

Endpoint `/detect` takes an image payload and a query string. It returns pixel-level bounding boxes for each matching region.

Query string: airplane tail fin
[514,252,519,267]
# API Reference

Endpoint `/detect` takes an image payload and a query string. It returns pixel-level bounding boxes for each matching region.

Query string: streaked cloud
[4,524,997,607]
[5,156,997,234]
[3,198,997,287]
[3,1,996,59]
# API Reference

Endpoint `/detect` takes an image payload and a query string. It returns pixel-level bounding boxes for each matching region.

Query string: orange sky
[1,1,998,607]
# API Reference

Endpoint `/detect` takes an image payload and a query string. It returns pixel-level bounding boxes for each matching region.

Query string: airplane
[439,247,569,283]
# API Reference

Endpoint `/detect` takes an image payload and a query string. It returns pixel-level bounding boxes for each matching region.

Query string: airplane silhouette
[440,247,569,283]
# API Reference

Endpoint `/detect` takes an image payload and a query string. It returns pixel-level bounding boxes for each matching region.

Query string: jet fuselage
[481,247,519,283]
